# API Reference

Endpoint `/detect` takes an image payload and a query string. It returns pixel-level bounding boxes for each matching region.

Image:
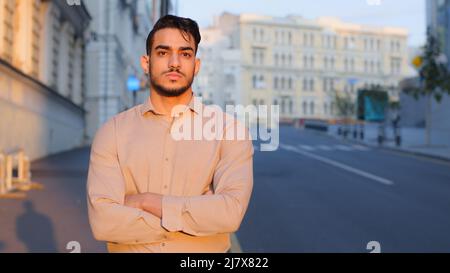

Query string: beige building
[199,13,409,121]
[0,0,90,160]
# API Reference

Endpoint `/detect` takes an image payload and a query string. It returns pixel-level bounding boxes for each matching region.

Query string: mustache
[163,68,185,76]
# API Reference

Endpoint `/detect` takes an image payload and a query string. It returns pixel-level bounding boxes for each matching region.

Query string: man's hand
[124,189,214,219]
[125,192,163,219]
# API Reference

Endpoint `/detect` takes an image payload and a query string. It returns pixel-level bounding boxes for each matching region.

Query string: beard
[149,69,194,98]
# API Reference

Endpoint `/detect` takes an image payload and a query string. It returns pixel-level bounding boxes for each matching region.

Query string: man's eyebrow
[154,45,170,51]
[179,46,194,52]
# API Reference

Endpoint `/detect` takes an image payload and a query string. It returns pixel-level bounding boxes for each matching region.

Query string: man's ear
[194,57,201,76]
[141,55,150,74]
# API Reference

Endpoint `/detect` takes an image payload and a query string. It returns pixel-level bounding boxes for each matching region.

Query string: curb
[326,132,450,163]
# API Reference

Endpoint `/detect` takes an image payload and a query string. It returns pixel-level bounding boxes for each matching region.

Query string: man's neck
[149,89,193,116]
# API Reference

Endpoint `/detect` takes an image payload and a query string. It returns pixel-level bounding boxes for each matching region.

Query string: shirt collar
[140,93,201,116]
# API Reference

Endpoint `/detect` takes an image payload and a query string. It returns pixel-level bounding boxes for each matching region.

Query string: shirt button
[163,185,168,189]
[165,158,169,161]
[161,243,166,247]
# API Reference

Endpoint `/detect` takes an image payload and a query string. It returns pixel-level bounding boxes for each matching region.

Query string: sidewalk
[0,147,106,253]
[328,123,450,162]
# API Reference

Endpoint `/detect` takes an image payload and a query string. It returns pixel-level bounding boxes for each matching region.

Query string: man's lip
[165,72,182,79]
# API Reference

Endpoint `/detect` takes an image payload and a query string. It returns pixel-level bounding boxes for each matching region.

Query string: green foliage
[407,27,450,103]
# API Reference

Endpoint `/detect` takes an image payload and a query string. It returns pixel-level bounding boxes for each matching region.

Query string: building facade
[196,13,409,121]
[84,0,174,141]
[0,0,91,160]
[425,0,450,143]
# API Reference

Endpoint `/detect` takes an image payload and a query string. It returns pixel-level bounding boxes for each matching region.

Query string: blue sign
[127,75,140,92]
[347,78,358,85]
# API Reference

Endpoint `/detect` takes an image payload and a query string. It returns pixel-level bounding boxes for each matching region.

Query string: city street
[1,126,450,252]
[238,126,450,253]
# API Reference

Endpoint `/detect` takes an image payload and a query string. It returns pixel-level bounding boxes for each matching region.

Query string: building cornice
[0,58,85,115]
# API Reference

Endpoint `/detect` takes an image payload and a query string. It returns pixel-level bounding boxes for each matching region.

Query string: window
[288,32,292,45]
[303,101,308,115]
[274,77,279,89]
[253,74,265,89]
[310,102,315,115]
[274,54,279,66]
[288,78,293,90]
[390,57,402,75]
[2,0,15,62]
[289,100,293,114]
[310,79,315,91]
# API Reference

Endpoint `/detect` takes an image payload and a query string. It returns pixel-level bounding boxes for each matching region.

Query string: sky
[177,0,426,47]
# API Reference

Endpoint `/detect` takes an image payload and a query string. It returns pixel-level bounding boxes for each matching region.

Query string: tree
[333,89,356,138]
[407,27,450,145]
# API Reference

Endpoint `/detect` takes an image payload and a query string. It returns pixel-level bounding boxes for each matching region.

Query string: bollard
[5,154,13,191]
[0,153,5,194]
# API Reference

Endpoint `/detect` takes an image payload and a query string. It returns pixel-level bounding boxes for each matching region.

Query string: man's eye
[158,51,167,56]
[182,52,192,57]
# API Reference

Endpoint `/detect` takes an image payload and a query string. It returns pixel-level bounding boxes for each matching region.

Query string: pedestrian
[86,15,254,253]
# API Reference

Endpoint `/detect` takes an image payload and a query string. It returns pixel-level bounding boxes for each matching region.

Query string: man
[87,15,254,253]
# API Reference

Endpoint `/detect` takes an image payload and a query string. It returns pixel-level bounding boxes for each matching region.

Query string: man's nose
[168,53,181,69]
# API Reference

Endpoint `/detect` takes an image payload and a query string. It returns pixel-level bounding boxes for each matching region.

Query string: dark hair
[146,15,201,55]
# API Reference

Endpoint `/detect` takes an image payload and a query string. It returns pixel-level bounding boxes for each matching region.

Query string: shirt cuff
[161,195,186,232]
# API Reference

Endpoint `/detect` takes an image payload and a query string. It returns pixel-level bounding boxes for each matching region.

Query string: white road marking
[280,144,394,186]
[352,144,370,151]
[299,145,315,151]
[318,145,333,151]
[335,145,353,151]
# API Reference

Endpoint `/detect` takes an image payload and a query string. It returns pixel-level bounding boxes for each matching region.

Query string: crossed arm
[124,189,214,219]
[87,118,254,245]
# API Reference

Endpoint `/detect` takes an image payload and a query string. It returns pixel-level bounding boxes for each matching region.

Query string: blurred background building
[0,0,91,160]
[0,0,175,159]
[194,12,409,122]
[400,0,450,142]
[84,0,175,141]
[426,0,450,142]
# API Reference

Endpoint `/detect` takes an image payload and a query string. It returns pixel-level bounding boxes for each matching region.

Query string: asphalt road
[237,126,450,253]
[2,126,450,253]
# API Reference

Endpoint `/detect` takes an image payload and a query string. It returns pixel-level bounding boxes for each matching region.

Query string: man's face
[141,28,200,97]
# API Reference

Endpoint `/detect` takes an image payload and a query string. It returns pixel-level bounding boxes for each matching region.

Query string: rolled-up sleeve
[161,121,254,236]
[87,118,167,244]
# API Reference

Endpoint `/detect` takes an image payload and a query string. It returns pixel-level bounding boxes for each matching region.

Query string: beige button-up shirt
[87,95,254,253]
